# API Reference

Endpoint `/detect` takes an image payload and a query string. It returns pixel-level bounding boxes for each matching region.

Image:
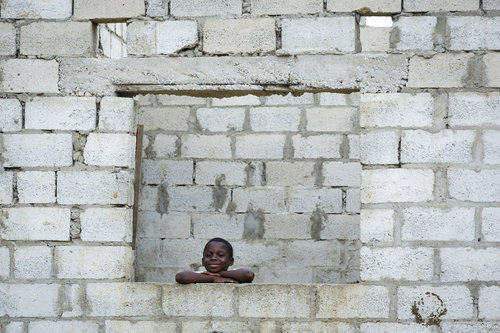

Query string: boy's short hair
[204,237,233,257]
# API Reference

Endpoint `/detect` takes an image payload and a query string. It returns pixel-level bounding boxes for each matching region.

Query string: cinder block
[146,0,169,16]
[349,135,360,159]
[361,247,434,281]
[57,171,133,205]
[196,107,245,132]
[484,0,500,9]
[322,214,360,240]
[87,283,160,316]
[360,93,434,128]
[203,18,275,54]
[317,285,390,318]
[17,171,55,204]
[346,189,360,213]
[84,133,135,167]
[29,321,99,333]
[292,135,343,159]
[105,320,176,333]
[265,93,314,105]
[25,97,96,131]
[181,134,232,159]
[251,0,323,15]
[168,186,215,212]
[306,107,358,132]
[138,185,159,211]
[0,23,16,56]
[0,59,59,93]
[0,207,70,241]
[263,214,312,239]
[319,93,349,106]
[233,187,285,213]
[139,107,190,131]
[0,284,60,317]
[250,107,301,131]
[56,246,133,279]
[401,130,475,163]
[448,17,500,50]
[361,169,434,203]
[13,246,51,279]
[158,95,206,106]
[361,323,432,333]
[128,21,198,55]
[360,131,399,164]
[482,207,500,242]
[74,0,145,19]
[360,209,394,243]
[441,322,500,333]
[0,99,21,132]
[163,284,235,316]
[404,0,479,12]
[99,97,135,132]
[484,130,500,164]
[484,53,500,87]
[479,286,500,319]
[281,17,355,54]
[232,241,281,266]
[283,322,356,333]
[266,161,316,186]
[288,188,342,213]
[139,211,190,239]
[5,322,24,333]
[142,160,193,185]
[402,207,475,241]
[80,208,132,242]
[153,134,178,158]
[448,168,500,202]
[195,161,247,186]
[449,92,500,126]
[21,22,94,56]
[171,0,241,17]
[156,21,198,54]
[0,0,72,19]
[360,26,391,52]
[391,16,436,51]
[328,0,401,13]
[282,240,343,269]
[0,247,9,279]
[127,21,155,55]
[212,95,260,106]
[407,53,473,88]
[192,213,244,240]
[398,285,473,319]
[0,172,13,205]
[440,247,500,281]
[235,134,286,159]
[182,321,254,333]
[239,285,310,318]
[323,162,361,186]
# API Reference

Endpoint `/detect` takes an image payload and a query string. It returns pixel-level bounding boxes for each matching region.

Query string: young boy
[175,237,254,284]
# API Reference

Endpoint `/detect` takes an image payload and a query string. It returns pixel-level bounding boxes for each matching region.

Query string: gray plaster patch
[243,209,265,240]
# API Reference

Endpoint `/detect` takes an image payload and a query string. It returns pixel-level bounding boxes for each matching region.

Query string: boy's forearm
[175,271,215,284]
[219,269,254,283]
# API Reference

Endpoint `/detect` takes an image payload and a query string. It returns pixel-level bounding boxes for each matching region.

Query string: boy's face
[202,241,234,273]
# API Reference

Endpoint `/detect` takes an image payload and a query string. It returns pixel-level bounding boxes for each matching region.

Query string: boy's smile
[202,241,234,273]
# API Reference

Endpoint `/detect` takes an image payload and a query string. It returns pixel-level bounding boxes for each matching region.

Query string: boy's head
[202,238,234,273]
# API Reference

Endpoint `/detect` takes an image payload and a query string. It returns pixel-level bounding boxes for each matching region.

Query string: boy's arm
[219,269,254,283]
[175,271,237,284]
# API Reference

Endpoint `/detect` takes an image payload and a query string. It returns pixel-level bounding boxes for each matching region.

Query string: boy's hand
[200,272,220,277]
[212,276,238,283]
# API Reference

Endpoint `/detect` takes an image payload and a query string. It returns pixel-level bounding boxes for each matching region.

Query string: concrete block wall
[1,0,499,331]
[136,93,360,284]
